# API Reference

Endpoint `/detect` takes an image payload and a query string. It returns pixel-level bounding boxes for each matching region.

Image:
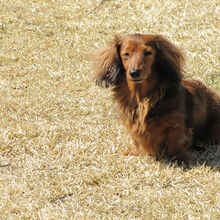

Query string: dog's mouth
[133,79,144,84]
[128,78,148,84]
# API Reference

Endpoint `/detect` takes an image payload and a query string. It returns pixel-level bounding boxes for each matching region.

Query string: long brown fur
[94,34,220,163]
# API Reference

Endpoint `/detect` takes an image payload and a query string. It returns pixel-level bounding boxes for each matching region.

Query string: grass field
[0,0,220,219]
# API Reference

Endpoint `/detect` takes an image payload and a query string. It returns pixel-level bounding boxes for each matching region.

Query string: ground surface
[0,0,220,219]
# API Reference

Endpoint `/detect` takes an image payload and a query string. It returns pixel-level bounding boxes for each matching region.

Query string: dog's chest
[120,100,152,135]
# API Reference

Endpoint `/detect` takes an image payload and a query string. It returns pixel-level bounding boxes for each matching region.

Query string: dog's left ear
[94,36,124,88]
[153,35,184,84]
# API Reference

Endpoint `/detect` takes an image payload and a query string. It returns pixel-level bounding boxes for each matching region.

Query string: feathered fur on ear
[94,36,124,88]
[153,35,184,84]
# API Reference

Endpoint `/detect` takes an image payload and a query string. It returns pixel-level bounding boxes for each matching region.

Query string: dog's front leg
[123,138,141,156]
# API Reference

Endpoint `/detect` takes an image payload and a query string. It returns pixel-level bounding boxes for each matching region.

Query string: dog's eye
[123,53,130,57]
[144,51,152,56]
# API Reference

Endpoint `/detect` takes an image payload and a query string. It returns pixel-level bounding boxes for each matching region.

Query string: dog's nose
[130,69,141,78]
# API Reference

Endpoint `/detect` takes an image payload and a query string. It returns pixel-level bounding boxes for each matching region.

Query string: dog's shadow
[189,144,220,170]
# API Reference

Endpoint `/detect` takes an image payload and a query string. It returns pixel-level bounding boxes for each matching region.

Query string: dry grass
[0,0,220,219]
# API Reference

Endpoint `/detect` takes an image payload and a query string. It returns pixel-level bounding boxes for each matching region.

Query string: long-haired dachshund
[94,34,220,163]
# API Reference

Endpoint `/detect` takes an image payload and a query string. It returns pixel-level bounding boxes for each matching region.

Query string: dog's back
[183,79,220,142]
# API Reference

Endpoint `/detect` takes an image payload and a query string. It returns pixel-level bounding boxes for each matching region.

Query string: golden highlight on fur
[94,34,220,163]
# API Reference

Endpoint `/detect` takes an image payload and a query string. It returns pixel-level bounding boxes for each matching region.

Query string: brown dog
[94,34,220,163]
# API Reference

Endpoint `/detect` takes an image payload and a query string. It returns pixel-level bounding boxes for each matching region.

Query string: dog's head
[94,34,184,88]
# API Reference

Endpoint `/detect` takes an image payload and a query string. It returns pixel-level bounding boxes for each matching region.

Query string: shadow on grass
[189,144,220,170]
[158,144,220,171]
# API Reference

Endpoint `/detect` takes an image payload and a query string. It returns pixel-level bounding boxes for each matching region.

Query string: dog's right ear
[153,35,184,85]
[94,36,124,88]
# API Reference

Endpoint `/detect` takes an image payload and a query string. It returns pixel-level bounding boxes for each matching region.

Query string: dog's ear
[94,36,124,88]
[153,35,184,84]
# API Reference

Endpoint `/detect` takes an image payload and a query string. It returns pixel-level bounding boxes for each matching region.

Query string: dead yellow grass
[0,0,219,219]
